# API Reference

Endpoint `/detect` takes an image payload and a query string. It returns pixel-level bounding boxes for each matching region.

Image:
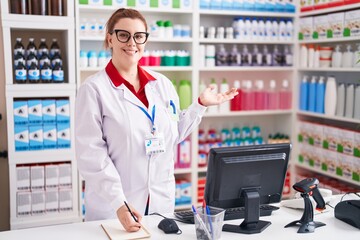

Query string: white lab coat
[75,68,206,221]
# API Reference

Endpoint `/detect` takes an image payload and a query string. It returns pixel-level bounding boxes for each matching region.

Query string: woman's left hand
[199,84,238,107]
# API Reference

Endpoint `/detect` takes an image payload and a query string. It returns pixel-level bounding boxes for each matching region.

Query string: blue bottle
[308,76,317,112]
[299,75,309,111]
[315,76,325,113]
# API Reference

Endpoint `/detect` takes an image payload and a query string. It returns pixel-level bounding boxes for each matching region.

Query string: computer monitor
[204,143,291,234]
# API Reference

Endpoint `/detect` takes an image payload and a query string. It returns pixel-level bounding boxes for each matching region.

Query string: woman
[75,8,237,232]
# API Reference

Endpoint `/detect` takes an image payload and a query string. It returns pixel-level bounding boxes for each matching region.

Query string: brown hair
[104,8,148,49]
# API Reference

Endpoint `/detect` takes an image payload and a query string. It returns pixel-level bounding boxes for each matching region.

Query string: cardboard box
[56,99,70,123]
[17,192,31,217]
[59,163,72,187]
[314,15,329,39]
[322,149,337,174]
[45,189,59,213]
[14,125,29,151]
[28,100,42,125]
[322,125,338,151]
[29,125,43,150]
[13,101,28,125]
[344,9,360,36]
[327,12,344,38]
[42,99,56,123]
[45,164,59,189]
[16,166,30,191]
[337,128,354,156]
[57,123,71,148]
[43,124,57,149]
[31,165,45,190]
[31,191,46,215]
[299,17,313,40]
[354,131,360,158]
[59,188,73,212]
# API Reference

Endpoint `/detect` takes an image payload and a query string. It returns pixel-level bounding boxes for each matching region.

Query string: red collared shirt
[105,60,156,108]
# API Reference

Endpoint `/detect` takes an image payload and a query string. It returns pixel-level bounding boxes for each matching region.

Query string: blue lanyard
[138,105,156,134]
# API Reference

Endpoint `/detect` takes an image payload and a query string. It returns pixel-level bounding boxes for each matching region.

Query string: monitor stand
[222,189,271,234]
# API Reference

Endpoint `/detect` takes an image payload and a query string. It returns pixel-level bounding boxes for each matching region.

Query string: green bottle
[179,80,192,110]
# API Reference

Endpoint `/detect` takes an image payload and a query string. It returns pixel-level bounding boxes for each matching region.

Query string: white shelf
[10,213,81,230]
[198,167,208,173]
[295,162,360,187]
[8,150,75,165]
[6,84,76,93]
[199,9,296,18]
[174,168,192,174]
[1,14,74,30]
[205,110,293,117]
[299,3,360,17]
[199,66,294,71]
[78,5,193,14]
[299,36,360,44]
[80,66,193,72]
[199,39,294,44]
[297,110,360,124]
[298,67,360,72]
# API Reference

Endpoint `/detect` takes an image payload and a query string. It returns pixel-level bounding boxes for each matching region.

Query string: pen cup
[194,206,225,240]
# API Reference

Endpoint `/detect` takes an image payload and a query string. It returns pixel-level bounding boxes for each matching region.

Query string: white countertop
[0,194,359,240]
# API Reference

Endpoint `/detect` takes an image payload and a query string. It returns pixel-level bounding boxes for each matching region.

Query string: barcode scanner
[285,178,326,233]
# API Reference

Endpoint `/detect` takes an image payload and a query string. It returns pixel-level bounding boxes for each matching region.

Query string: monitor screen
[204,143,291,234]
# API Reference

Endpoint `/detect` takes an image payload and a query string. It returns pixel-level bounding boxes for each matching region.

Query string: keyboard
[174,204,279,224]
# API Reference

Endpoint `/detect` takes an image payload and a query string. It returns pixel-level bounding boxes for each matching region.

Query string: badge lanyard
[138,105,156,135]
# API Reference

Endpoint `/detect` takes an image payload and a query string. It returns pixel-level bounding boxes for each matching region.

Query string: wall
[0,23,10,231]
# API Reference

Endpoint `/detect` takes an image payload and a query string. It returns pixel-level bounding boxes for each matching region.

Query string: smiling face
[107,18,147,69]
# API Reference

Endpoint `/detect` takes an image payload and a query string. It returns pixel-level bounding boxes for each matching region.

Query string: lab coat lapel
[144,80,159,112]
[117,84,147,109]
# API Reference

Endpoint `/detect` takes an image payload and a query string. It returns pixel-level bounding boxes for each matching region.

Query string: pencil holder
[194,206,225,240]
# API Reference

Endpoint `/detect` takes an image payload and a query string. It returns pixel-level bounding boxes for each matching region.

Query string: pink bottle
[254,80,266,110]
[177,137,191,168]
[242,80,255,110]
[279,79,292,109]
[230,80,242,111]
[267,80,279,110]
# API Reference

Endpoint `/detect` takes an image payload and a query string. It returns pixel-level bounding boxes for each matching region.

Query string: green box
[321,163,328,171]
[104,0,112,5]
[150,0,158,7]
[127,0,136,6]
[79,0,89,4]
[172,0,180,8]
[298,154,304,163]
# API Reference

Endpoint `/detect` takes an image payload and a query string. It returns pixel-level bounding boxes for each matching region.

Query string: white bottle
[300,44,308,68]
[272,18,279,40]
[285,19,293,41]
[284,45,293,66]
[258,18,265,41]
[313,45,320,68]
[278,18,286,41]
[207,26,216,39]
[307,44,315,68]
[345,84,355,118]
[205,45,216,67]
[354,84,360,119]
[342,44,354,68]
[199,26,205,39]
[225,27,234,39]
[251,17,259,41]
[265,18,273,41]
[236,17,245,39]
[244,17,252,40]
[332,45,342,68]
[216,27,225,39]
[199,45,206,67]
[219,78,230,113]
[353,43,360,68]
[324,76,337,116]
[336,83,345,117]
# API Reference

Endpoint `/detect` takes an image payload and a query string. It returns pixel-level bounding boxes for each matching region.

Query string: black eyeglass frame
[111,29,149,44]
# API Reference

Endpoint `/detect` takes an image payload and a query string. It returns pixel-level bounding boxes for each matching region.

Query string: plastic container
[300,44,308,68]
[336,83,345,117]
[79,50,88,68]
[219,79,230,113]
[179,80,192,110]
[267,80,279,110]
[254,80,266,110]
[299,75,309,111]
[205,45,216,67]
[342,44,354,68]
[242,80,255,110]
[324,76,337,116]
[279,79,292,110]
[215,44,228,66]
[345,84,355,118]
[332,45,342,68]
[230,80,242,111]
[315,76,325,113]
[354,84,360,119]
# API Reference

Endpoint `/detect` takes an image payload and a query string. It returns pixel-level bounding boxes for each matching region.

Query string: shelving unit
[1,1,81,230]
[296,3,360,190]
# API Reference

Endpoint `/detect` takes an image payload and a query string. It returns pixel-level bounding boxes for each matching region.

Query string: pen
[205,205,214,239]
[124,201,138,223]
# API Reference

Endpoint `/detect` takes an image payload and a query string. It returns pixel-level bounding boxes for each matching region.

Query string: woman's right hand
[117,204,142,232]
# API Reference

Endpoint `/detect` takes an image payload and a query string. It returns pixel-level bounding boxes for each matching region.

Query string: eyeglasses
[111,29,149,44]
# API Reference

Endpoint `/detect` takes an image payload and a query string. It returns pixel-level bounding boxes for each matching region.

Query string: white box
[59,188,73,212]
[136,0,150,8]
[31,165,45,190]
[314,15,329,39]
[45,189,59,213]
[345,9,360,37]
[112,0,127,7]
[328,12,344,38]
[31,191,46,215]
[299,17,313,40]
[16,166,30,191]
[17,191,31,217]
[322,149,337,174]
[159,0,172,9]
[337,128,354,156]
[323,125,338,151]
[59,163,72,187]
[89,0,103,5]
[45,164,59,189]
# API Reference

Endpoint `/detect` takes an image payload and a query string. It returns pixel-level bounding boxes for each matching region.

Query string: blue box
[175,182,182,205]
[14,125,29,151]
[28,100,42,125]
[43,124,57,149]
[57,123,71,148]
[42,100,56,123]
[56,99,70,123]
[180,182,192,204]
[29,125,43,150]
[13,101,28,125]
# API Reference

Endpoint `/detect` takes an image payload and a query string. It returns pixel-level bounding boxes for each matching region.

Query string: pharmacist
[75,8,237,232]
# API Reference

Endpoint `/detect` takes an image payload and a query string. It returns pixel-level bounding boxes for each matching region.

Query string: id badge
[145,133,166,155]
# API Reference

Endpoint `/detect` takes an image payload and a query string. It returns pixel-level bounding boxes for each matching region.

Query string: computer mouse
[334,200,360,229]
[157,218,181,234]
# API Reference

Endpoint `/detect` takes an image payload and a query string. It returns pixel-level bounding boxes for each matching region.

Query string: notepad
[101,219,151,240]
